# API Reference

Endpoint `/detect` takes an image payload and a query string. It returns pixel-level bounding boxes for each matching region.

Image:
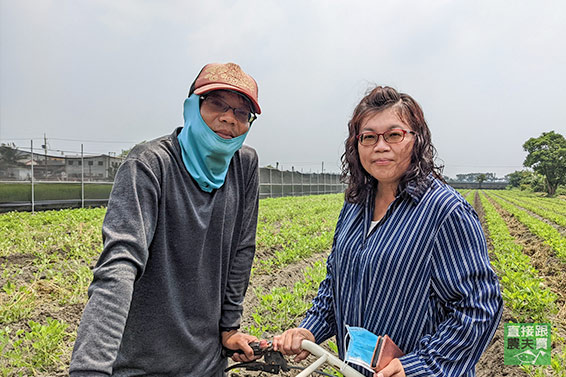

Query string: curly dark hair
[341,86,444,203]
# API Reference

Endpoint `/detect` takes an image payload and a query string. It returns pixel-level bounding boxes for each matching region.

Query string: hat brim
[194,83,261,114]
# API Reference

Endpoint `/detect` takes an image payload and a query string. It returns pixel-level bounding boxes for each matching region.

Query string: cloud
[1,0,565,176]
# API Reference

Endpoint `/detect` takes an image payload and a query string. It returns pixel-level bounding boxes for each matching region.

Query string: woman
[273,86,502,377]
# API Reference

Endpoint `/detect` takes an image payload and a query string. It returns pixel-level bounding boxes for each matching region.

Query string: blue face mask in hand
[344,325,379,373]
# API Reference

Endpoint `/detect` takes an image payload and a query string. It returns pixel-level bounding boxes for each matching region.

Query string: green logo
[504,323,551,365]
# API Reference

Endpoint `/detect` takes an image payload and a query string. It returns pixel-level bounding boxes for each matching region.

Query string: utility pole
[321,161,324,173]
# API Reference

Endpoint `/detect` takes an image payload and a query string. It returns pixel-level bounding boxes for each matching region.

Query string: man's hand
[221,330,268,363]
[374,358,405,377]
[272,327,315,362]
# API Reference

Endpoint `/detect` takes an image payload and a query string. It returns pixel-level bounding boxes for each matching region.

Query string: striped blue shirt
[301,177,502,376]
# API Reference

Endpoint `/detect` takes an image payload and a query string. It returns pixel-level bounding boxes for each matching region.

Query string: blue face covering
[344,325,379,373]
[177,94,249,192]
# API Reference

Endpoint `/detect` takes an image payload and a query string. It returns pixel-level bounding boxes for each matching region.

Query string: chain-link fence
[0,168,345,212]
[1,142,347,212]
[259,168,345,199]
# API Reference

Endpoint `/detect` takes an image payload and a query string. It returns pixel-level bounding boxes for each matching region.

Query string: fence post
[269,168,272,198]
[291,169,294,197]
[311,173,313,195]
[280,170,283,198]
[30,139,35,214]
[81,144,85,208]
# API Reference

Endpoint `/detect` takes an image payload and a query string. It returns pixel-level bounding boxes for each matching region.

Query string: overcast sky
[1,0,565,178]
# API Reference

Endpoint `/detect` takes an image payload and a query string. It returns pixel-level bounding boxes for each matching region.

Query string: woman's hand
[221,330,268,363]
[374,358,405,377]
[272,328,315,362]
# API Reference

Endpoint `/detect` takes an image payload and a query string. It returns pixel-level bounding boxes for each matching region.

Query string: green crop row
[457,189,470,198]
[463,191,474,205]
[498,189,566,202]
[500,192,566,227]
[254,194,343,274]
[479,193,565,376]
[486,193,566,263]
[479,193,557,322]
[496,190,566,224]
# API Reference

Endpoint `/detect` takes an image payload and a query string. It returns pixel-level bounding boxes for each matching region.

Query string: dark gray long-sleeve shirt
[70,128,259,376]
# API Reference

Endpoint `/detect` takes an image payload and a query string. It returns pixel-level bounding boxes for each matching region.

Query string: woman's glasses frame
[357,129,416,146]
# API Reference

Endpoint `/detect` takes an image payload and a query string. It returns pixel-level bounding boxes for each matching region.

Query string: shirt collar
[399,174,435,204]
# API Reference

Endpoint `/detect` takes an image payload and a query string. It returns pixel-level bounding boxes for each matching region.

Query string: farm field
[0,190,565,376]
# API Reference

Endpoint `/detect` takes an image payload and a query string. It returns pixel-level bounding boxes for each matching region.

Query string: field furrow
[494,191,566,229]
[485,192,566,263]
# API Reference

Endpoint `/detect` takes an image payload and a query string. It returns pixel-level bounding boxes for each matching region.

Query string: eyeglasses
[357,129,416,146]
[200,95,257,125]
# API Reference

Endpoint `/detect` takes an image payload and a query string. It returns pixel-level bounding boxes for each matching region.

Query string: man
[70,62,264,376]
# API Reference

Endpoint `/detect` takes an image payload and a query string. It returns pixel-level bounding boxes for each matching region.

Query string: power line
[1,137,138,144]
[47,137,139,144]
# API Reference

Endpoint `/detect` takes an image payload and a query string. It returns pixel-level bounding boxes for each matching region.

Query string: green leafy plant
[0,317,70,375]
[246,261,326,337]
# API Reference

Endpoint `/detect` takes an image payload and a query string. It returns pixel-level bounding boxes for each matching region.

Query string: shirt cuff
[299,316,333,344]
[220,326,240,332]
[398,353,429,376]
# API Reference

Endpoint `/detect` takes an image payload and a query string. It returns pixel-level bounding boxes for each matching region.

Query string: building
[0,146,123,181]
[65,154,122,180]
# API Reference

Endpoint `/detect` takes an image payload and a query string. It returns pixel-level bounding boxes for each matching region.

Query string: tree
[119,140,147,158]
[505,170,545,192]
[476,173,487,189]
[119,148,132,158]
[455,172,496,183]
[523,131,566,196]
[0,143,25,167]
[506,171,526,188]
